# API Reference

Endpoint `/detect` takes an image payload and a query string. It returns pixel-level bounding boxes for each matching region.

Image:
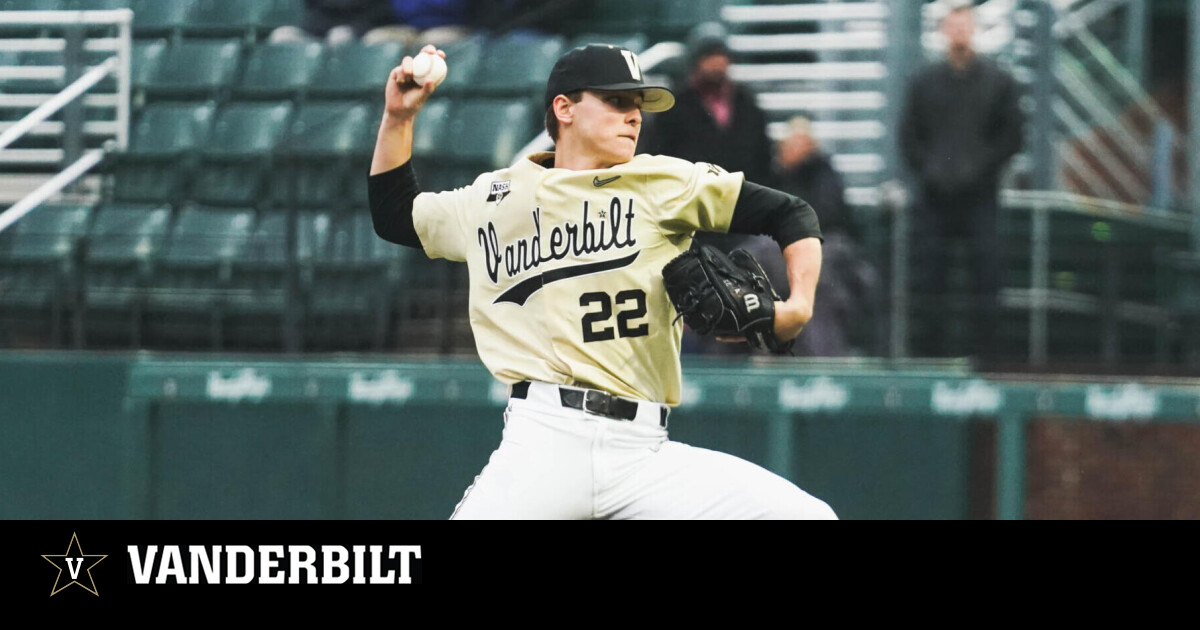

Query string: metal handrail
[1061,23,1183,151]
[0,57,116,152]
[0,148,106,235]
[728,31,885,53]
[1052,98,1146,201]
[0,9,132,235]
[729,61,886,82]
[1056,53,1149,168]
[1002,189,1189,230]
[0,9,131,155]
[0,37,122,52]
[1059,0,1130,29]
[0,10,133,25]
[722,3,888,24]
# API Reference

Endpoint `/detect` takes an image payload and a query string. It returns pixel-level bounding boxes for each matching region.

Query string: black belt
[511,381,668,428]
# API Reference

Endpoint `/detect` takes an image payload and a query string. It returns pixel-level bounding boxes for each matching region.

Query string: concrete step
[0,173,103,206]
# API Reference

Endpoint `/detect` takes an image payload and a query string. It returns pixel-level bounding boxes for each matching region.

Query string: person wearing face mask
[639,31,772,185]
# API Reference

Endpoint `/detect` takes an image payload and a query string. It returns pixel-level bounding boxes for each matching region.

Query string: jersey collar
[524,152,650,172]
[526,152,556,170]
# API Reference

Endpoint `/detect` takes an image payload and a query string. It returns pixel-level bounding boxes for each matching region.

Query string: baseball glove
[662,244,794,354]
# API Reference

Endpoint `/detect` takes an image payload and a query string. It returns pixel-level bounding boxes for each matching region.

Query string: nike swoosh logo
[593,175,622,187]
[493,251,640,306]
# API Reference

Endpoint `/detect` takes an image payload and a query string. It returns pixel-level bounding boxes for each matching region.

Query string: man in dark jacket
[898,1,1024,359]
[639,34,772,184]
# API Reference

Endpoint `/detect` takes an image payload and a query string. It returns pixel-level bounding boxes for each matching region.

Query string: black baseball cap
[544,44,675,113]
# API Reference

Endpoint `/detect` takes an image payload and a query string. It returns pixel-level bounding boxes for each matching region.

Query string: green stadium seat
[110,101,215,203]
[296,210,335,263]
[309,42,405,99]
[567,0,659,35]
[156,205,254,270]
[126,101,217,157]
[398,98,459,193]
[85,203,172,267]
[281,101,370,157]
[204,101,293,156]
[193,102,293,206]
[0,204,91,312]
[243,211,288,266]
[143,39,243,99]
[81,203,173,347]
[128,0,197,38]
[432,36,485,97]
[657,0,726,41]
[222,209,291,349]
[234,42,324,100]
[298,208,388,266]
[140,205,255,348]
[259,0,305,31]
[472,34,565,97]
[269,102,371,209]
[184,0,269,37]
[130,39,167,94]
[301,211,398,350]
[411,98,452,160]
[6,204,92,262]
[0,0,61,10]
[444,99,538,170]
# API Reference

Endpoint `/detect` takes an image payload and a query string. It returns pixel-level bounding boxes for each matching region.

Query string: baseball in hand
[412,51,448,88]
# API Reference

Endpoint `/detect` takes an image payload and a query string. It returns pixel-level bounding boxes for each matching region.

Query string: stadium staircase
[716,0,1195,367]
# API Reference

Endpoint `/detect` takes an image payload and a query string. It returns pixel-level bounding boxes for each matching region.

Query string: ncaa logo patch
[487,180,511,205]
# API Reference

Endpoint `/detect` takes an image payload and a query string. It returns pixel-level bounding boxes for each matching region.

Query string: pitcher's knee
[800,497,838,520]
[770,488,838,520]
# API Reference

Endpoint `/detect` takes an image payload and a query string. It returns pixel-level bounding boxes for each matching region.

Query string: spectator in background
[272,0,397,46]
[773,117,880,357]
[897,0,1023,359]
[468,0,588,36]
[640,30,772,183]
[640,27,778,356]
[363,0,473,47]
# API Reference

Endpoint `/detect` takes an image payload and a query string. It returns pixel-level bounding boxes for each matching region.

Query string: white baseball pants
[450,381,837,520]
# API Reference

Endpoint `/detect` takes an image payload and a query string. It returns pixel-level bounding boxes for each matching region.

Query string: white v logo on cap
[619,50,642,81]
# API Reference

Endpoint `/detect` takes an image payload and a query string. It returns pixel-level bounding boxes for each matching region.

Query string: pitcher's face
[568,90,645,167]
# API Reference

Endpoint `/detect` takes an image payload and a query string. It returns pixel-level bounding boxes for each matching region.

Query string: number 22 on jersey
[580,289,649,342]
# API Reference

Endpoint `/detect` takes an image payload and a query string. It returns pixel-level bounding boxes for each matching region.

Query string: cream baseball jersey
[412,152,743,405]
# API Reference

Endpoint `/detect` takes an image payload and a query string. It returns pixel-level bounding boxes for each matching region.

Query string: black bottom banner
[8,519,849,608]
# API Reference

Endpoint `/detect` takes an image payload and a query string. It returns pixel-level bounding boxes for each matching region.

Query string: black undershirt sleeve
[367,161,423,249]
[727,180,823,248]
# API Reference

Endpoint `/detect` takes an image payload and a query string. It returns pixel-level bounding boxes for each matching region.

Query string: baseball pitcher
[369,44,835,519]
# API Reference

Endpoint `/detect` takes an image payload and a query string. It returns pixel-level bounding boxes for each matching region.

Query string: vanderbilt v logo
[42,532,107,596]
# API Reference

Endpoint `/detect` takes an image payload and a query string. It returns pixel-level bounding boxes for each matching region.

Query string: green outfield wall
[3,353,1199,520]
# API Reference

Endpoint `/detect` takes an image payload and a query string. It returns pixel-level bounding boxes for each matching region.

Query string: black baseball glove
[662,244,794,354]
